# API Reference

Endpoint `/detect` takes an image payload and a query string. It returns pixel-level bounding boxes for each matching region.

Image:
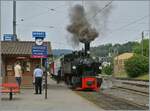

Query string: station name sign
[32,31,46,38]
[32,31,48,58]
[3,34,16,41]
[32,45,48,58]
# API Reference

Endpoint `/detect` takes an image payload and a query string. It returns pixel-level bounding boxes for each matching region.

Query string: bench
[0,83,20,100]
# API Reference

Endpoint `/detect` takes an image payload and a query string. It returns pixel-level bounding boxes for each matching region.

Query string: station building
[1,41,52,88]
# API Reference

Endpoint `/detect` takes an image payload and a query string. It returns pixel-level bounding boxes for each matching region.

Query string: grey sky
[1,1,149,50]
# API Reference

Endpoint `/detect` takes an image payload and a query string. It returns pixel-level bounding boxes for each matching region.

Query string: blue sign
[32,45,48,58]
[3,34,16,41]
[32,31,46,38]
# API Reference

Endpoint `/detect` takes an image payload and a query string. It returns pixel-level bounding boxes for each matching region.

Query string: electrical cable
[107,15,149,36]
[112,15,148,31]
[89,1,113,21]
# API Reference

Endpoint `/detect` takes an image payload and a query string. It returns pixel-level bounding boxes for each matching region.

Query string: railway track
[76,90,149,110]
[113,78,149,95]
[108,86,149,106]
[115,77,149,82]
[114,86,149,95]
[72,76,149,110]
[115,78,149,87]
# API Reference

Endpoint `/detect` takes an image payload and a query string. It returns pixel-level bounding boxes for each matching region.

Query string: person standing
[33,65,43,94]
[14,61,22,88]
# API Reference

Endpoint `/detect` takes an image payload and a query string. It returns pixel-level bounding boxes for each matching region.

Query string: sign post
[32,31,48,99]
[44,58,49,99]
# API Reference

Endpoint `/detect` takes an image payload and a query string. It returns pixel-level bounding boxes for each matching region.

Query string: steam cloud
[67,4,98,43]
[67,1,112,46]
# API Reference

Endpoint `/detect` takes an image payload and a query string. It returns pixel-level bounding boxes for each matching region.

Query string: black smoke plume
[67,4,99,44]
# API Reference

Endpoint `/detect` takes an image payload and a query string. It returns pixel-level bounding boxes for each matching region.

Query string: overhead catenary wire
[81,1,148,44]
[17,10,50,23]
[107,15,149,36]
[89,0,113,21]
[96,14,149,45]
[111,15,148,31]
[10,2,67,24]
[2,1,149,47]
[17,24,55,28]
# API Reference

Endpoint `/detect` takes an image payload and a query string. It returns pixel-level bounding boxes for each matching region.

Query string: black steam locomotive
[61,42,102,91]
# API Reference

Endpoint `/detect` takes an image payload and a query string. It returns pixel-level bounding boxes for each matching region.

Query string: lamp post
[112,47,118,78]
[13,0,17,41]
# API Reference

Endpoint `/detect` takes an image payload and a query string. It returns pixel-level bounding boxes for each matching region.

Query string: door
[5,57,33,88]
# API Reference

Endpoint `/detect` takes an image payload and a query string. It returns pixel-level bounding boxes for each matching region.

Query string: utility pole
[142,31,144,56]
[81,0,83,6]
[13,0,17,41]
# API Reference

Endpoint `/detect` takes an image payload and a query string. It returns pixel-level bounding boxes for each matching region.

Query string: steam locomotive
[61,42,102,91]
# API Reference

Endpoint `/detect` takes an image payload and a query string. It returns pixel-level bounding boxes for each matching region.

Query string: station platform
[0,77,102,111]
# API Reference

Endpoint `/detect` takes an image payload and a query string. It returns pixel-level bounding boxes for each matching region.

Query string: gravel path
[76,90,148,110]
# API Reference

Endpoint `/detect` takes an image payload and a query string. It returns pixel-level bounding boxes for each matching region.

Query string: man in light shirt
[14,61,22,88]
[33,65,43,94]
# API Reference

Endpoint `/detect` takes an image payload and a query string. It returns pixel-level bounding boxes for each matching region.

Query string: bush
[103,65,113,75]
[124,55,149,77]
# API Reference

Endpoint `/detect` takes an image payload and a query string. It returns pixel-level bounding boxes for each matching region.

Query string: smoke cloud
[67,4,98,43]
[67,1,112,45]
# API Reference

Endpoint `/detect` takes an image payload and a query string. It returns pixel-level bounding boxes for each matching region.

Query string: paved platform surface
[0,78,103,111]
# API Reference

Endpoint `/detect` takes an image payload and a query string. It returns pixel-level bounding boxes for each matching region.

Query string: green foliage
[102,65,113,75]
[124,55,149,77]
[91,42,139,57]
[133,39,149,57]
[91,44,112,57]
[135,74,149,80]
[117,42,139,54]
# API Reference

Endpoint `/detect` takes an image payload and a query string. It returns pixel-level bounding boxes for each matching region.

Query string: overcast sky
[1,1,149,50]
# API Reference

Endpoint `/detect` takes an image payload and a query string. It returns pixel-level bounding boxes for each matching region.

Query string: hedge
[124,55,149,77]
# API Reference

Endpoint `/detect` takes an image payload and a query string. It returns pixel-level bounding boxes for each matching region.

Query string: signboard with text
[32,45,48,58]
[32,31,46,38]
[3,34,16,41]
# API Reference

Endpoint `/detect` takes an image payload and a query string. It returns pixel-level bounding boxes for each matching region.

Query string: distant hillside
[52,41,140,57]
[91,41,139,57]
[52,49,73,56]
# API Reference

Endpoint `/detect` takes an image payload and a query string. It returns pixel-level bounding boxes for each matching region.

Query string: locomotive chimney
[84,42,90,56]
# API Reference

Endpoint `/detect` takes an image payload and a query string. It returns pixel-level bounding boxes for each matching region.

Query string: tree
[91,43,112,57]
[102,64,113,75]
[90,41,139,57]
[133,39,149,57]
[124,55,149,77]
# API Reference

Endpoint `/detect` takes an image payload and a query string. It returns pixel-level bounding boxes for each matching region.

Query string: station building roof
[1,41,52,56]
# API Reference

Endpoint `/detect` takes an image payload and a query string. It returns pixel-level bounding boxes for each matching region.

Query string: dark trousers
[35,77,42,94]
[15,77,22,87]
